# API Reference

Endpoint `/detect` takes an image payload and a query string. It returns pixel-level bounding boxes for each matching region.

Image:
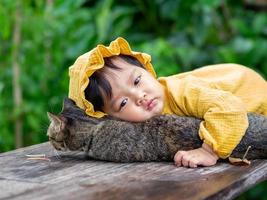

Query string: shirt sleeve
[169,76,249,158]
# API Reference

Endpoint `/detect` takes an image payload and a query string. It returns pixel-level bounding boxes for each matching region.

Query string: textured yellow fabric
[68,37,156,118]
[159,64,267,158]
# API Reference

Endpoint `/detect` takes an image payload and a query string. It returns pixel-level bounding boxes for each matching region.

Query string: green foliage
[235,180,267,200]
[0,0,267,197]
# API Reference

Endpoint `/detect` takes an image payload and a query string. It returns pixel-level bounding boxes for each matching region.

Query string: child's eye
[134,75,141,85]
[119,98,128,110]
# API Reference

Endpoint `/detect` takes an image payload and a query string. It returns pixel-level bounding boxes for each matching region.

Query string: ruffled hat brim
[68,37,156,118]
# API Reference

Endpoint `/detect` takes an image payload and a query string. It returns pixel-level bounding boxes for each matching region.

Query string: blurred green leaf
[253,13,267,34]
[96,0,113,42]
[232,37,253,53]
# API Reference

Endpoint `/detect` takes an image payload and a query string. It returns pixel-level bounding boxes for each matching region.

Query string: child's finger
[182,156,190,167]
[174,151,186,167]
[189,159,198,168]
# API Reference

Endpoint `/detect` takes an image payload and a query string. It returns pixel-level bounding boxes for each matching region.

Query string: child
[68,37,267,168]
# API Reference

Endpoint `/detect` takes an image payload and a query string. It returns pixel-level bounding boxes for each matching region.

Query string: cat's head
[47,97,100,151]
[47,112,69,151]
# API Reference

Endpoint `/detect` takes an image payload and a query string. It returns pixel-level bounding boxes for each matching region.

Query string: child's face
[102,57,165,122]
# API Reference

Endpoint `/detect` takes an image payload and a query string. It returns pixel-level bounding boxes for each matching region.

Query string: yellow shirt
[159,63,267,158]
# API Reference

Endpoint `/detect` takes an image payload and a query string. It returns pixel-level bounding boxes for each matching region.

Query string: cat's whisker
[54,149,62,160]
[63,141,68,151]
[46,144,61,160]
[40,122,49,131]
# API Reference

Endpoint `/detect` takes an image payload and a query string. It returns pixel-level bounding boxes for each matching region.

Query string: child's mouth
[147,98,157,111]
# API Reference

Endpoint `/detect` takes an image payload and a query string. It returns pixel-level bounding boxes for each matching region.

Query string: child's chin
[144,111,162,121]
[131,115,156,122]
[127,107,164,122]
[151,104,164,116]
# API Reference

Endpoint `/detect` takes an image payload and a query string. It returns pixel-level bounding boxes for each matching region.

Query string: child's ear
[47,112,66,132]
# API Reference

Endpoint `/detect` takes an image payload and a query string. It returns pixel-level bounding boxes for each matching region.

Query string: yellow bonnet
[68,37,156,118]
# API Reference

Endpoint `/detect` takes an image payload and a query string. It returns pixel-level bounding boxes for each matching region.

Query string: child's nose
[136,93,147,106]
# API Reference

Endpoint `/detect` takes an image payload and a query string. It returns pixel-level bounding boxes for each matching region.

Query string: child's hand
[174,143,219,168]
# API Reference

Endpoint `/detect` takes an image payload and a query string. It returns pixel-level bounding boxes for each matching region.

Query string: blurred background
[0,0,267,199]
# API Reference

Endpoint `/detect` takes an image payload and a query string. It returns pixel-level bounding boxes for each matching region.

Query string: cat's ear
[62,97,75,112]
[47,112,66,132]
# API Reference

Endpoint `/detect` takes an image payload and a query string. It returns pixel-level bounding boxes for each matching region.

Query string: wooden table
[1,142,267,200]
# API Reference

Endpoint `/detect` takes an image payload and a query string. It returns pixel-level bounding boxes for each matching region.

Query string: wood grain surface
[1,142,267,200]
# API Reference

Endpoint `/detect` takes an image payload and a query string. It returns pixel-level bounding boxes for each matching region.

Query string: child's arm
[174,143,219,168]
[166,76,249,167]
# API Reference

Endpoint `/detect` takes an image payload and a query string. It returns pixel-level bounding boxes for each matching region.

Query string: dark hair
[84,55,145,111]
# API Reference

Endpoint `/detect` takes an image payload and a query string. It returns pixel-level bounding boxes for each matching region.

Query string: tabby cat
[47,98,267,162]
